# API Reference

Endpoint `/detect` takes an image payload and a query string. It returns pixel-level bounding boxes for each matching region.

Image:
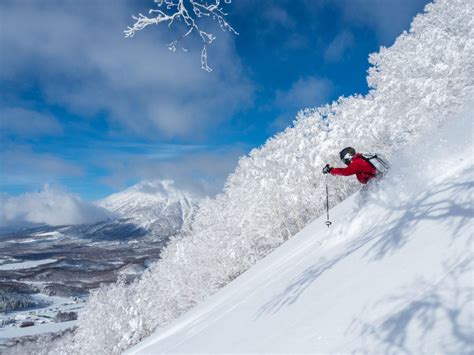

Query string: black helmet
[339,147,356,165]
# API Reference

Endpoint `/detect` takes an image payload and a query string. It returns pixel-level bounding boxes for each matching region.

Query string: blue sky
[0,0,430,200]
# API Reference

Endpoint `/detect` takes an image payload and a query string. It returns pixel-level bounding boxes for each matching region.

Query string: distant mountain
[0,181,200,345]
[99,180,199,237]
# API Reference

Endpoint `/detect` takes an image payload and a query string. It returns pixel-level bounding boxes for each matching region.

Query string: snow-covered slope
[99,180,197,235]
[129,106,473,354]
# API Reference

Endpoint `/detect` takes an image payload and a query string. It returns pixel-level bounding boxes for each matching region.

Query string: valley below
[0,219,171,350]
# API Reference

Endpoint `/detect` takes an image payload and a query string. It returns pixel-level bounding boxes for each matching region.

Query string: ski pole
[325,176,332,227]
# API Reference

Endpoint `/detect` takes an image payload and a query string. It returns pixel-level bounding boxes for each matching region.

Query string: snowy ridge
[128,104,473,354]
[99,180,198,235]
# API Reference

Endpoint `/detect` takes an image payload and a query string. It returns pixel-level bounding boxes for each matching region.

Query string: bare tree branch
[125,0,238,72]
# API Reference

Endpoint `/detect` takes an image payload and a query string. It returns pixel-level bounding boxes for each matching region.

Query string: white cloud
[275,76,333,110]
[336,0,429,43]
[0,185,112,227]
[0,0,253,140]
[324,31,354,62]
[0,147,83,189]
[263,6,295,30]
[268,76,333,133]
[99,146,247,197]
[0,107,63,137]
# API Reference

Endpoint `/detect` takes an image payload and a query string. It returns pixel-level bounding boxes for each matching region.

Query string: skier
[322,147,377,184]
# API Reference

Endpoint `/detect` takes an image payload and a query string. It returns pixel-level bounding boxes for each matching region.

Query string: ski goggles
[342,153,354,165]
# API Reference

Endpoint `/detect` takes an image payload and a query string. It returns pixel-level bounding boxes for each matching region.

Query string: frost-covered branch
[125,0,237,72]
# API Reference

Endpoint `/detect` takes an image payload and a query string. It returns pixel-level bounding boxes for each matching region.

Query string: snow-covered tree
[125,0,237,72]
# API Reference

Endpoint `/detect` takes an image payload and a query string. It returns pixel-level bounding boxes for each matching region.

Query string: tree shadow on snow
[255,166,473,320]
[350,256,474,354]
[363,169,473,261]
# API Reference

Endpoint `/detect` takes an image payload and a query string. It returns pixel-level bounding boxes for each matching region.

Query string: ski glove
[322,164,333,174]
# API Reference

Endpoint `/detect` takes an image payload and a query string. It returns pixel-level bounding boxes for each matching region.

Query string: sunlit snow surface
[129,106,473,354]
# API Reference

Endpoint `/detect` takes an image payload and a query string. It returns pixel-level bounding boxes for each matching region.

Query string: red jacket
[330,153,377,184]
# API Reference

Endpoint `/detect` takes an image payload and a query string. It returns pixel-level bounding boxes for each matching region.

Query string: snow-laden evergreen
[15,0,472,353]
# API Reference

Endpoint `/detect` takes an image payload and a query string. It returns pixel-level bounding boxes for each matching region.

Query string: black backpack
[361,153,390,174]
